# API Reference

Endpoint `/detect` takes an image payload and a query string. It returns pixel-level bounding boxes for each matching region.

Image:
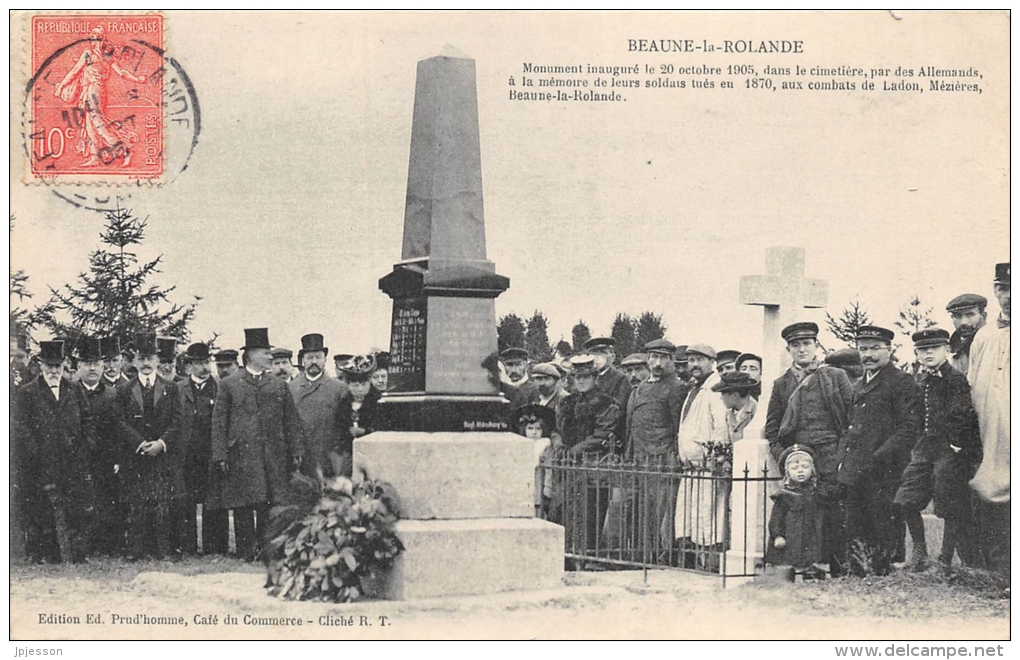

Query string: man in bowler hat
[209,328,305,562]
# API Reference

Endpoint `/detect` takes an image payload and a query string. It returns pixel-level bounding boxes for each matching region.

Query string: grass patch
[10,556,264,583]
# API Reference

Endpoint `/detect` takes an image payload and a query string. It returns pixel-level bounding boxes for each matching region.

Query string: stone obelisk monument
[355,49,563,600]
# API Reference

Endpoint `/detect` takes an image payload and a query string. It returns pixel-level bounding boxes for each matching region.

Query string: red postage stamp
[29,14,165,181]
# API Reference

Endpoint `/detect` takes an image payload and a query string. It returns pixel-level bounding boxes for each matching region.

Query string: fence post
[724,435,771,587]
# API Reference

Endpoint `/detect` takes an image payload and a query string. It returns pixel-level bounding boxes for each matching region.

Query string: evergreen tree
[9,215,33,337]
[571,320,591,353]
[610,312,637,360]
[825,298,871,348]
[554,340,572,358]
[524,310,553,362]
[497,313,526,354]
[634,311,667,349]
[35,206,199,345]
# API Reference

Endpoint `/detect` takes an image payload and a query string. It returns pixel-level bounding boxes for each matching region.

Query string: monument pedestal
[725,435,774,587]
[356,432,564,600]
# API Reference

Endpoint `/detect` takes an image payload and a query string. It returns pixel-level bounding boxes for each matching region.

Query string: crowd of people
[10,262,1009,582]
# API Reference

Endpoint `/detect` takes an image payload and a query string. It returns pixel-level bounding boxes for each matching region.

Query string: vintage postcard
[8,10,1010,647]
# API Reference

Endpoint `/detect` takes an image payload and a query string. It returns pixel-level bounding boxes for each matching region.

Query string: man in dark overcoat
[289,333,349,479]
[114,332,182,560]
[176,342,227,555]
[75,336,123,557]
[209,328,305,561]
[836,325,921,575]
[14,340,96,563]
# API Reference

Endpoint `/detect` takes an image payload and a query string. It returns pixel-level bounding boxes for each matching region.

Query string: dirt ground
[9,558,1009,641]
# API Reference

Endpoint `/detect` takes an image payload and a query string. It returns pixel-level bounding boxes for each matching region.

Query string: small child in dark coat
[767,444,826,576]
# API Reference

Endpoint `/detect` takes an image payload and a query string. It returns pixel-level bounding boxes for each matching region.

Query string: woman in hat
[335,355,385,475]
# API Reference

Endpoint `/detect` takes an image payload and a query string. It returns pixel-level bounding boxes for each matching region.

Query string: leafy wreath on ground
[265,454,404,602]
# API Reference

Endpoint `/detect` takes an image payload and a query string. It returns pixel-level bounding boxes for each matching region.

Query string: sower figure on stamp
[13,340,96,563]
[967,263,1010,575]
[765,322,853,574]
[75,336,123,557]
[289,333,349,480]
[893,328,983,569]
[837,325,921,576]
[176,343,228,555]
[114,332,182,560]
[209,328,305,562]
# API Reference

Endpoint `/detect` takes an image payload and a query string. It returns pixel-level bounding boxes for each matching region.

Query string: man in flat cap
[625,340,687,557]
[824,348,864,386]
[945,293,988,374]
[966,262,1010,573]
[75,335,124,557]
[214,349,240,380]
[499,347,538,410]
[13,340,96,563]
[270,347,295,382]
[675,344,729,552]
[837,325,921,575]
[893,328,982,569]
[113,332,182,560]
[620,353,651,387]
[209,328,305,562]
[764,321,853,573]
[715,349,740,375]
[527,361,569,413]
[175,342,228,555]
[585,337,631,413]
[289,334,349,480]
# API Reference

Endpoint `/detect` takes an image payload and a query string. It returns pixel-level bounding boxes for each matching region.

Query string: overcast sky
[10,11,1009,374]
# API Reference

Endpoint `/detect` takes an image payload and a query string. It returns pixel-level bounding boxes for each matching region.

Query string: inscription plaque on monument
[389,297,427,392]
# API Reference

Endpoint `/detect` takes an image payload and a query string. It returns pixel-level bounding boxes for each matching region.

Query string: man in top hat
[837,325,921,575]
[75,335,124,557]
[945,293,988,374]
[175,342,228,556]
[113,331,183,560]
[214,349,240,380]
[765,321,854,572]
[13,340,96,563]
[209,328,305,562]
[100,336,126,388]
[893,328,982,569]
[625,340,688,556]
[336,355,384,471]
[715,349,741,375]
[966,262,1010,573]
[289,334,349,479]
[675,344,729,551]
[825,348,864,385]
[156,337,178,381]
[555,354,622,561]
[712,372,760,442]
[620,353,651,387]
[270,347,295,382]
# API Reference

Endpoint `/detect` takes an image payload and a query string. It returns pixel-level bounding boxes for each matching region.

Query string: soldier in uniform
[893,328,982,569]
[156,337,178,381]
[620,352,651,387]
[945,293,988,375]
[837,325,921,576]
[289,334,349,479]
[176,343,227,555]
[76,335,123,557]
[967,263,1010,574]
[213,349,240,380]
[14,340,96,563]
[270,347,295,382]
[209,328,305,562]
[114,332,181,560]
[765,322,853,573]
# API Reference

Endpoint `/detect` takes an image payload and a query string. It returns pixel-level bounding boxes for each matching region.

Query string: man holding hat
[13,340,96,563]
[945,293,988,374]
[175,342,228,555]
[113,331,183,560]
[625,340,687,554]
[894,328,982,569]
[76,335,124,557]
[289,333,350,479]
[213,349,240,380]
[209,328,305,562]
[966,262,1010,573]
[837,325,921,575]
[270,347,295,382]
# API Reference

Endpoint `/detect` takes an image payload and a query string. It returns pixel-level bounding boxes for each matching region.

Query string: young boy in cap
[893,328,982,569]
[767,445,826,578]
